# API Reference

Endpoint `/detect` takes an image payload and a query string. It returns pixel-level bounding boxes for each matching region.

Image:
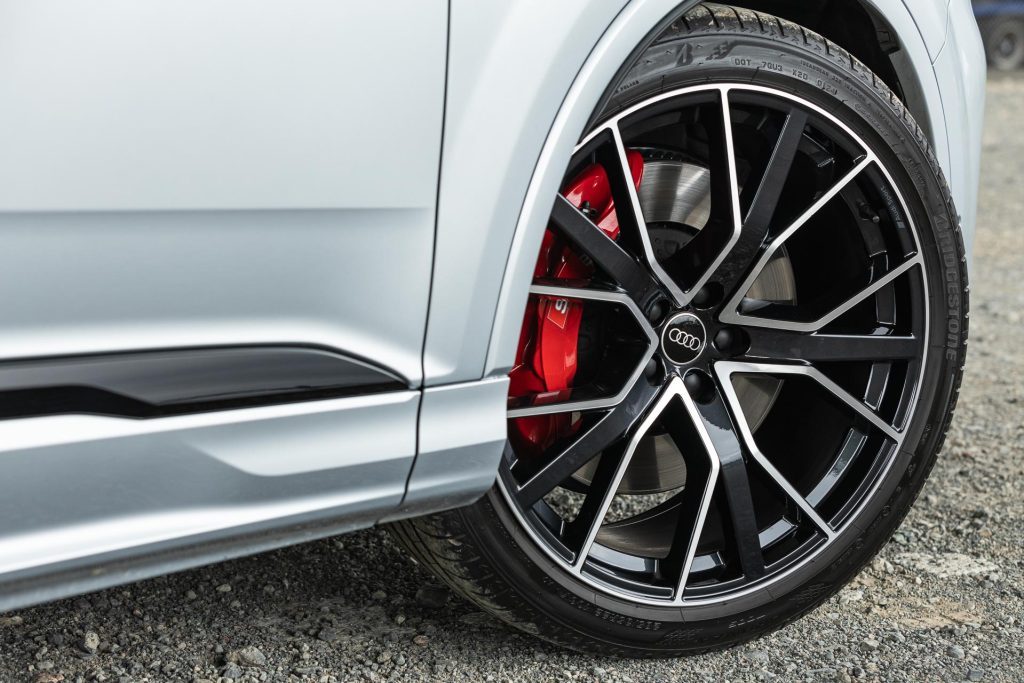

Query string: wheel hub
[659,312,707,365]
[511,152,789,495]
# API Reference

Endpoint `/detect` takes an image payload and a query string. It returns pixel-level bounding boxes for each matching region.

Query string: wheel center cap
[660,312,707,365]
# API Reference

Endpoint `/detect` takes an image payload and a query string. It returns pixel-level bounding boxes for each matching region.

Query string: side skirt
[0,371,509,612]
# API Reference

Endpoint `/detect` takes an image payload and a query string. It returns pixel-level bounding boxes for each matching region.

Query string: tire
[390,3,968,656]
[980,16,1024,71]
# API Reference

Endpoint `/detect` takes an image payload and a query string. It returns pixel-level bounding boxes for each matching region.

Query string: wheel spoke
[653,390,721,598]
[743,257,922,333]
[713,107,809,297]
[564,440,630,558]
[549,194,659,304]
[715,361,901,441]
[658,88,743,305]
[744,329,919,363]
[507,284,658,419]
[704,89,742,247]
[514,377,660,507]
[714,364,840,540]
[598,125,655,278]
[800,257,921,332]
[687,376,766,580]
[720,156,875,326]
[595,126,648,250]
[744,108,808,231]
[595,124,691,308]
[569,379,685,568]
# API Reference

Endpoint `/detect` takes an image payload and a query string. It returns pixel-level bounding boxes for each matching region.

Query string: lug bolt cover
[647,300,666,325]
[683,371,704,396]
[692,287,713,307]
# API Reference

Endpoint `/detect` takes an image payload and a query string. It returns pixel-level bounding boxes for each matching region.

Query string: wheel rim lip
[496,81,931,608]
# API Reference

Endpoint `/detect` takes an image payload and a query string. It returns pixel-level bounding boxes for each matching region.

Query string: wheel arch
[423,1,951,385]
[452,0,950,381]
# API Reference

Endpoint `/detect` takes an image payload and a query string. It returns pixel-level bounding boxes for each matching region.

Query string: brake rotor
[573,153,796,496]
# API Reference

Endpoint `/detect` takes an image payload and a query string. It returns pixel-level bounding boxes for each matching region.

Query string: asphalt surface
[1,76,1022,683]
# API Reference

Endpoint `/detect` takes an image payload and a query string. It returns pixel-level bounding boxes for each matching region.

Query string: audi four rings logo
[660,313,706,364]
[667,328,702,350]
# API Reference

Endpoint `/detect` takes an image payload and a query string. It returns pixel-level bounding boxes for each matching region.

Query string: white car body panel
[934,0,987,263]
[0,0,446,384]
[0,1,444,212]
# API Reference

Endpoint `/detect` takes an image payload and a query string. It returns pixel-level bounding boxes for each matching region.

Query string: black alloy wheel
[498,80,929,607]
[392,3,968,655]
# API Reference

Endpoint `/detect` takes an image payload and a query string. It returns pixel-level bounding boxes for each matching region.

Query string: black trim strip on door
[0,346,407,420]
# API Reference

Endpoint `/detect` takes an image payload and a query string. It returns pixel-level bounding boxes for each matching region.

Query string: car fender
[420,0,957,386]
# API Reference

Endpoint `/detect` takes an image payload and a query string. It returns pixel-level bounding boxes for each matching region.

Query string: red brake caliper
[509,151,644,456]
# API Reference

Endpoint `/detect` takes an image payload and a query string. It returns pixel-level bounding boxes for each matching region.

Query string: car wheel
[982,17,1024,71]
[391,3,968,655]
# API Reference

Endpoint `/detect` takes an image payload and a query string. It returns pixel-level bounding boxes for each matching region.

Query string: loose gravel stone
[220,662,243,680]
[317,627,339,643]
[79,632,100,654]
[0,74,1022,683]
[226,645,266,667]
[414,584,450,609]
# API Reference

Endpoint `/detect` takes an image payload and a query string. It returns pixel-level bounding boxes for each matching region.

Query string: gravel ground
[1,77,1022,683]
